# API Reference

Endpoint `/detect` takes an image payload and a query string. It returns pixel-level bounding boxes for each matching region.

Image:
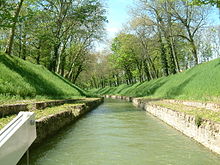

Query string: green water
[21,99,220,165]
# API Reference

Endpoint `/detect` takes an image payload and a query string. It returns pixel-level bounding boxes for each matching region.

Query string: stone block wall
[0,99,78,117]
[105,95,220,155]
[133,98,220,155]
[34,98,103,146]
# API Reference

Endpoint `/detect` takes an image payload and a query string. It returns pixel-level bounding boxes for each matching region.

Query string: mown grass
[152,100,220,123]
[0,53,88,102]
[91,58,220,102]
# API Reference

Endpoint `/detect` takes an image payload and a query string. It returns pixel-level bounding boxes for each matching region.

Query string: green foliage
[0,115,15,129]
[191,0,220,7]
[111,33,139,69]
[92,58,220,102]
[110,33,145,83]
[0,54,87,101]
[195,115,203,127]
[0,0,107,83]
[0,1,16,28]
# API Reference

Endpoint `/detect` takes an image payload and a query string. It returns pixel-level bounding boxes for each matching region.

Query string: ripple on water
[19,99,220,165]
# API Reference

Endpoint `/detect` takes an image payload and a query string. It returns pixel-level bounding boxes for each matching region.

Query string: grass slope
[92,58,220,102]
[0,54,87,102]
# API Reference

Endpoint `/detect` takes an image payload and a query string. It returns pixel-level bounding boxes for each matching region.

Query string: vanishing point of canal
[20,99,220,165]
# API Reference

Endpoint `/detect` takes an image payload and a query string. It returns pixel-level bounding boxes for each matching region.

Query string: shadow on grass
[128,78,169,97]
[165,73,197,99]
[214,60,220,68]
[100,87,114,95]
[52,73,86,96]
[0,55,84,98]
[114,84,132,94]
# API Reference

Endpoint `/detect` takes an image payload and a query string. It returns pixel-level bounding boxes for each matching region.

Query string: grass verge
[151,100,220,123]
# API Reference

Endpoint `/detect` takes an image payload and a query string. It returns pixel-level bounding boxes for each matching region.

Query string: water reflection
[19,99,220,165]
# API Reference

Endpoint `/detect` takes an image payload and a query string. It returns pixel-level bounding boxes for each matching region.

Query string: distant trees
[81,0,219,89]
[191,0,220,6]
[0,0,107,84]
[0,0,218,89]
[111,33,139,84]
[171,0,209,65]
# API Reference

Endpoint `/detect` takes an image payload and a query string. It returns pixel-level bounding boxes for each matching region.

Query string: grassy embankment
[91,58,220,123]
[91,58,220,103]
[0,54,98,130]
[0,53,87,104]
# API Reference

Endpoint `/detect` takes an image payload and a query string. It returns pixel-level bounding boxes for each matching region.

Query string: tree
[138,0,170,76]
[5,0,24,55]
[0,0,107,86]
[111,33,138,84]
[128,16,159,79]
[170,0,209,65]
[191,0,220,7]
[0,1,15,28]
[48,0,106,72]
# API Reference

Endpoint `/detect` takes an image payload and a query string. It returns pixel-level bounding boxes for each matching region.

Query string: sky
[105,0,133,39]
[95,0,220,52]
[95,0,133,51]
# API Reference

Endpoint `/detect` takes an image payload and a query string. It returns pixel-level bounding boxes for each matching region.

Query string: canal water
[20,99,220,165]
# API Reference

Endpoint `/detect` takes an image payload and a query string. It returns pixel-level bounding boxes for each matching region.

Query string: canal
[20,99,220,165]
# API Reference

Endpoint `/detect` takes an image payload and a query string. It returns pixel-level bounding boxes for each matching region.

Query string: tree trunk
[72,65,83,84]
[158,30,169,76]
[166,39,176,74]
[170,36,180,72]
[50,43,60,72]
[22,33,26,60]
[56,39,68,73]
[36,54,41,65]
[136,60,143,82]
[5,0,24,55]
[191,40,198,65]
[60,56,66,76]
[186,26,199,65]
[165,0,180,72]
[144,63,151,81]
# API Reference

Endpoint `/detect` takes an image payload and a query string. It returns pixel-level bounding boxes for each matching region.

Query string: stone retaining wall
[0,99,78,117]
[34,98,103,145]
[104,95,220,155]
[105,95,133,102]
[166,99,220,112]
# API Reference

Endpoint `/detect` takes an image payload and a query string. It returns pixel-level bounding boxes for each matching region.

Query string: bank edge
[105,95,220,155]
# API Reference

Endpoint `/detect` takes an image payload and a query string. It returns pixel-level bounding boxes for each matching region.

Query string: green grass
[92,58,220,102]
[0,103,81,129]
[0,53,88,103]
[34,103,83,120]
[0,115,15,129]
[0,98,100,130]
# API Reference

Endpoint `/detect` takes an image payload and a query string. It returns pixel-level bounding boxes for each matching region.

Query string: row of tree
[79,0,220,89]
[0,0,107,83]
[1,0,219,89]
